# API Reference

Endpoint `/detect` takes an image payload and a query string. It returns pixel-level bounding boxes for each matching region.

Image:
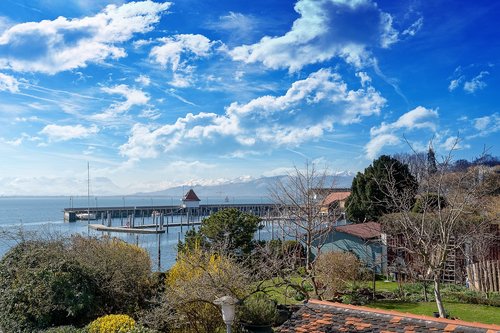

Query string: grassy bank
[366,300,500,325]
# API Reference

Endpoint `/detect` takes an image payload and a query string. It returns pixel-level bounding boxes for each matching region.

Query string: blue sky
[0,0,498,195]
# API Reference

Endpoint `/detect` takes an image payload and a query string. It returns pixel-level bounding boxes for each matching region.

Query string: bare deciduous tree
[269,161,340,270]
[380,142,494,318]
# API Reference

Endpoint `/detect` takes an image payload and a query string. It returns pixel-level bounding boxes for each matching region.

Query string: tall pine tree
[427,145,437,174]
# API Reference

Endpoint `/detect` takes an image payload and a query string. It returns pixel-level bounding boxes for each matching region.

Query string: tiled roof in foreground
[277,299,500,333]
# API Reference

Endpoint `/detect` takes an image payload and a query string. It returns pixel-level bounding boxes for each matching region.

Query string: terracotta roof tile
[275,299,500,333]
[182,189,200,201]
[322,191,351,206]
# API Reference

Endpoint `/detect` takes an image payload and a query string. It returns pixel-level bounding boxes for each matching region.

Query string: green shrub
[71,236,153,315]
[0,236,155,332]
[87,314,135,333]
[239,293,278,325]
[43,326,87,333]
[0,240,97,332]
[449,290,500,307]
[341,287,371,305]
[129,325,159,333]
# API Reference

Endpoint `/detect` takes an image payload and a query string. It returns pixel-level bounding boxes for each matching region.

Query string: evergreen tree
[427,145,438,174]
[346,155,418,222]
[179,208,261,255]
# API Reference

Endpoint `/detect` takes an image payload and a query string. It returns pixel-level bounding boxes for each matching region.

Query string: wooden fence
[466,260,500,292]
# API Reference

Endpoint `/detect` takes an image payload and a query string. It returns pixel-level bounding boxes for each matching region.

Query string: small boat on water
[76,212,97,220]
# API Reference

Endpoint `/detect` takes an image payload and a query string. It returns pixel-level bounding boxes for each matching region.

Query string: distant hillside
[135,173,354,198]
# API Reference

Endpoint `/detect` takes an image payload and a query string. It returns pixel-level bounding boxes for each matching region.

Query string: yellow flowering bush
[87,314,136,333]
[165,248,249,332]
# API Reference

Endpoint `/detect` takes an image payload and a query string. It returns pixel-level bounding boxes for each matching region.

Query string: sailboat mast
[87,162,90,223]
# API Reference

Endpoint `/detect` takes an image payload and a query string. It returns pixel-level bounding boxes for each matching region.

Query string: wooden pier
[64,203,283,233]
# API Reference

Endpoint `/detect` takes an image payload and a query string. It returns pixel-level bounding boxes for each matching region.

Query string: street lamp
[214,296,238,333]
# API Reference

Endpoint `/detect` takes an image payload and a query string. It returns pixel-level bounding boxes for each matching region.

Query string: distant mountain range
[135,172,354,198]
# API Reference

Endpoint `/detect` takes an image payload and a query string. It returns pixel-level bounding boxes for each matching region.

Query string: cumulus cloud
[463,71,489,93]
[150,34,214,70]
[229,0,398,71]
[40,124,99,141]
[0,72,19,92]
[149,34,215,87]
[365,106,439,159]
[92,84,149,120]
[0,1,171,74]
[119,68,386,161]
[364,133,399,159]
[370,106,438,136]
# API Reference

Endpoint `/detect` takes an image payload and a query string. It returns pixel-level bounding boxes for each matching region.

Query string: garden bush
[43,326,86,333]
[314,252,365,299]
[0,236,156,332]
[71,236,153,315]
[239,293,278,325]
[165,248,250,333]
[87,314,135,333]
[0,240,97,332]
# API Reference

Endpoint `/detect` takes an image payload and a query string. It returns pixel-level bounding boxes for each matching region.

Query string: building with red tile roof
[277,299,500,333]
[182,189,200,208]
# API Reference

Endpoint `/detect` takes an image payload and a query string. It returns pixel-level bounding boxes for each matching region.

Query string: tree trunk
[422,279,428,302]
[433,277,446,318]
[305,233,312,270]
[372,267,376,300]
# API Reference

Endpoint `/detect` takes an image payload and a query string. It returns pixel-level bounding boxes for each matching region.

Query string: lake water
[0,196,278,270]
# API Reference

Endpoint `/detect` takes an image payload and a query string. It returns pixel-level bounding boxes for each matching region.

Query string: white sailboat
[77,162,97,221]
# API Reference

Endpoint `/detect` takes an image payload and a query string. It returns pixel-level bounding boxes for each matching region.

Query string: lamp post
[214,296,238,333]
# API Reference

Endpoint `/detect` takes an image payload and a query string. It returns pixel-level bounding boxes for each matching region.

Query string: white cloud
[92,84,149,120]
[135,75,151,86]
[471,113,500,137]
[170,71,193,88]
[139,107,161,120]
[0,72,20,92]
[402,17,423,36]
[441,136,469,151]
[14,116,40,122]
[208,12,259,42]
[0,1,171,74]
[119,68,386,161]
[365,106,439,159]
[356,71,371,87]
[463,71,489,93]
[229,0,398,71]
[364,133,399,159]
[370,106,438,136]
[149,34,214,71]
[40,124,99,141]
[149,34,215,87]
[448,76,463,92]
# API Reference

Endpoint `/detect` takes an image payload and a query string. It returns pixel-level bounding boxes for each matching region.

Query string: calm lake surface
[0,196,276,270]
